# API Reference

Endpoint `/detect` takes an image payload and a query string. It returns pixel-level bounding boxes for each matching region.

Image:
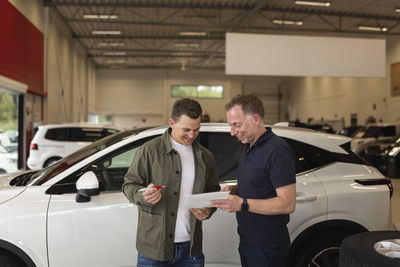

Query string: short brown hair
[171,98,202,121]
[225,94,264,119]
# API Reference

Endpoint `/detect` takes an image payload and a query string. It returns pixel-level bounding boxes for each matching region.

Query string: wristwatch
[241,197,249,212]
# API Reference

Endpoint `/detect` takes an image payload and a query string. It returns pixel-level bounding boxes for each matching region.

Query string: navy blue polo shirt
[236,127,296,248]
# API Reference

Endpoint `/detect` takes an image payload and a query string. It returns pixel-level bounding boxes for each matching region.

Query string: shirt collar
[245,127,273,152]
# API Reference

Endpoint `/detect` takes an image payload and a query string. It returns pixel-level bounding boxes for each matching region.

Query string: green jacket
[122,128,220,261]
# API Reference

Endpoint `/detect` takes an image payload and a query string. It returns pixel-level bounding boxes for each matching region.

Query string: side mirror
[75,171,100,203]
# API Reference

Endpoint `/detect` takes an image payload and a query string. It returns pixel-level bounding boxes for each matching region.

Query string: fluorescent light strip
[358,26,388,32]
[103,52,127,56]
[97,42,125,47]
[295,1,331,7]
[395,8,400,13]
[92,30,121,35]
[272,19,303,26]
[84,14,118,19]
[179,32,206,36]
[174,43,200,48]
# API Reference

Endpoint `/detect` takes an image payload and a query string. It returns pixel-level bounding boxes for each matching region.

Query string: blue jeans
[137,241,204,267]
[238,239,289,267]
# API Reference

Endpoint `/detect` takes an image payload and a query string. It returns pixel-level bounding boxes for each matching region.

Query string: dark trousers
[137,241,204,267]
[238,239,289,267]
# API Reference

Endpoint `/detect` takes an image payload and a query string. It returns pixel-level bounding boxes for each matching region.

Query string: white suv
[0,124,393,267]
[27,123,121,170]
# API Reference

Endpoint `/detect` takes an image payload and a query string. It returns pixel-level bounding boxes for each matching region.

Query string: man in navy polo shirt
[212,94,296,267]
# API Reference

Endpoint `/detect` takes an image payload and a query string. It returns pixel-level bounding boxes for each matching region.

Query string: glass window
[171,85,223,98]
[198,132,242,181]
[45,128,68,141]
[283,138,366,174]
[67,127,104,142]
[46,135,159,194]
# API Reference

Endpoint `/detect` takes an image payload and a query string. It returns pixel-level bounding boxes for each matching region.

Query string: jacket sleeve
[122,145,156,207]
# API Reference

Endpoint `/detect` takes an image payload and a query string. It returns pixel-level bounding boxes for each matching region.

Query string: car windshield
[29,127,152,186]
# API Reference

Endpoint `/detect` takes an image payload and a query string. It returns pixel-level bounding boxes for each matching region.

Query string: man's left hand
[191,208,211,220]
[211,195,242,213]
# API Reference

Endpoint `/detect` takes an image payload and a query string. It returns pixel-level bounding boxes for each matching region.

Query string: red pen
[139,186,166,192]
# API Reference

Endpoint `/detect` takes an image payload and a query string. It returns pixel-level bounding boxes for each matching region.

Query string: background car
[0,143,17,174]
[27,123,122,170]
[363,134,400,178]
[0,124,393,267]
[289,120,336,134]
[351,123,400,155]
[338,125,365,137]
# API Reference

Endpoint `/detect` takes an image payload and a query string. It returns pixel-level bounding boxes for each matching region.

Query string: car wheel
[43,157,62,168]
[0,250,25,267]
[289,229,355,267]
[339,231,400,267]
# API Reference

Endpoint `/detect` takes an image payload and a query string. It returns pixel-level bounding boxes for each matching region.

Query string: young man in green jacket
[122,98,220,267]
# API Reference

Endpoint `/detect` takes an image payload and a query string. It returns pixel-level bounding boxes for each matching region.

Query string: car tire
[339,231,400,267]
[289,229,355,267]
[0,250,25,267]
[0,169,6,174]
[43,157,62,168]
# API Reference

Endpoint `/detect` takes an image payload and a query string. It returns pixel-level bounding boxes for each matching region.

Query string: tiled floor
[391,178,400,230]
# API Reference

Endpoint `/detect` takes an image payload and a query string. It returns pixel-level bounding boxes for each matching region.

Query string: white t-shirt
[170,136,195,243]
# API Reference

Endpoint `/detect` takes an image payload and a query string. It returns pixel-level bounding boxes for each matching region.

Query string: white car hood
[0,172,27,204]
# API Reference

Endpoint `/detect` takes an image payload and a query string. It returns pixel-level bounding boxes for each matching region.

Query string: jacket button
[174,192,178,196]
[176,170,180,174]
[171,212,175,216]
[169,234,173,238]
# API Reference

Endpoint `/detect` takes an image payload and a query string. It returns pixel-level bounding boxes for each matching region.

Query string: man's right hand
[221,185,238,195]
[141,183,162,204]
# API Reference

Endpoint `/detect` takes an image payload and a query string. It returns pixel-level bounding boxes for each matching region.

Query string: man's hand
[211,194,243,213]
[141,183,162,204]
[221,185,238,195]
[191,208,211,220]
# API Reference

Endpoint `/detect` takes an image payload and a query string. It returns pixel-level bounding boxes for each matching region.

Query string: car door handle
[296,192,318,202]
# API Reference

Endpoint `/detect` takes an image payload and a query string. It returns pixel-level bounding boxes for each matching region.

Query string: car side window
[46,135,160,194]
[282,137,335,173]
[198,132,242,181]
[67,127,105,142]
[381,126,396,137]
[45,128,68,141]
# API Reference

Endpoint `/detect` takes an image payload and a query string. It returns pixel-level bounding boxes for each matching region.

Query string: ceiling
[45,0,400,70]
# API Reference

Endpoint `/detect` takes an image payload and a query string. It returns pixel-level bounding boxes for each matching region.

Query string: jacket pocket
[138,211,163,249]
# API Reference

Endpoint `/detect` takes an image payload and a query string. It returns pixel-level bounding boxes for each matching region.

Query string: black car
[363,134,400,178]
[338,125,365,137]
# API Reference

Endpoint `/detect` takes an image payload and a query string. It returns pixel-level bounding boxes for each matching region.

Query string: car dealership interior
[1,0,400,266]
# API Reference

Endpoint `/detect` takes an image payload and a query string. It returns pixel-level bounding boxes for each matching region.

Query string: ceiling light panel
[272,20,303,26]
[92,30,121,35]
[295,1,331,7]
[83,14,118,19]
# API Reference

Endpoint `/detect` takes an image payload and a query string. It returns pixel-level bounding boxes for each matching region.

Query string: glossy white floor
[390,178,400,230]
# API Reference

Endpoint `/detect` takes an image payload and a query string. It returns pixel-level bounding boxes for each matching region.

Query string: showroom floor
[391,179,400,230]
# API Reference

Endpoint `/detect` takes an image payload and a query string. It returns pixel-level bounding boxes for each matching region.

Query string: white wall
[45,7,94,124]
[95,69,292,129]
[287,36,400,127]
